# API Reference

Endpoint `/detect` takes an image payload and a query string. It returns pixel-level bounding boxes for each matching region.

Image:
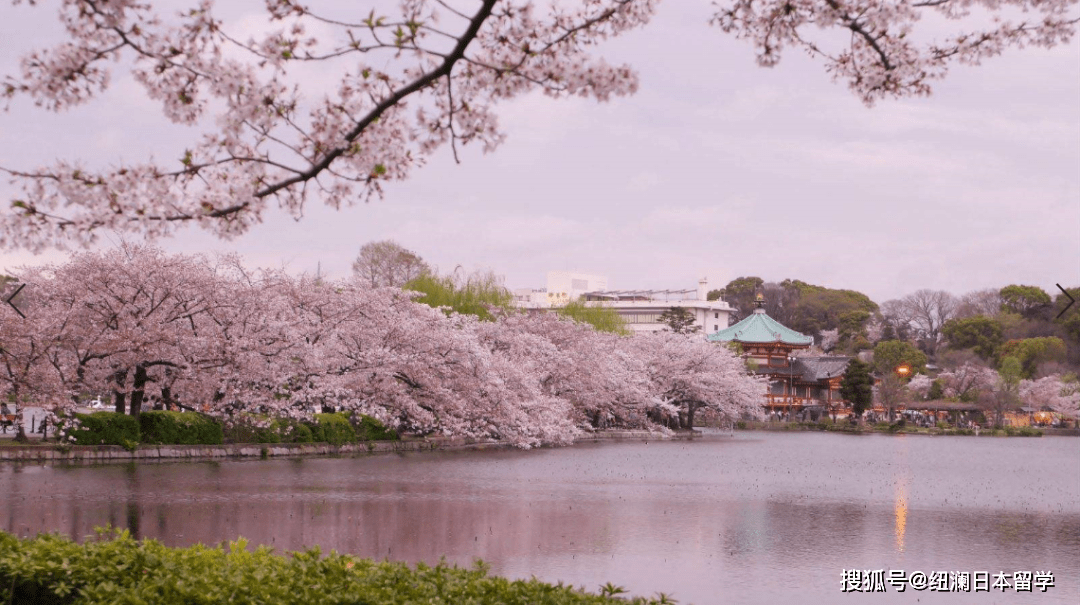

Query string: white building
[581,279,734,335]
[512,271,608,308]
[513,273,734,336]
[545,271,608,305]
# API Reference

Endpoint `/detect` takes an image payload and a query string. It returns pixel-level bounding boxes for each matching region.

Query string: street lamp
[895,364,911,379]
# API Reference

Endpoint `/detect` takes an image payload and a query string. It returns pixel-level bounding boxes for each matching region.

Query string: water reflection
[892,437,910,555]
[2,433,1078,604]
[894,479,907,554]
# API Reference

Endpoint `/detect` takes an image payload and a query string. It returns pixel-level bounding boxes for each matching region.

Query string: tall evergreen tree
[840,359,874,420]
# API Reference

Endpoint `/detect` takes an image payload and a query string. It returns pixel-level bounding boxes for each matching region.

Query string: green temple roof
[706,309,813,345]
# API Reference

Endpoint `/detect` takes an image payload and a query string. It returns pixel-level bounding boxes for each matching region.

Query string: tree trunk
[13,412,28,443]
[685,402,698,429]
[161,368,174,411]
[129,364,148,416]
[113,369,128,414]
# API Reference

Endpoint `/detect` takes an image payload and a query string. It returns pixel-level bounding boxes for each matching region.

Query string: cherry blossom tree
[635,331,763,428]
[1020,374,1080,416]
[937,362,997,401]
[907,372,933,400]
[479,311,650,430]
[1,0,1075,250]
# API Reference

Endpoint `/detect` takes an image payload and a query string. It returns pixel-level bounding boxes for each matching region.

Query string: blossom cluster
[1,0,1074,250]
[0,244,763,447]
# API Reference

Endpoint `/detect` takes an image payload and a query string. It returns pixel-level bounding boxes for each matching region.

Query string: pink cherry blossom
[1,0,1073,250]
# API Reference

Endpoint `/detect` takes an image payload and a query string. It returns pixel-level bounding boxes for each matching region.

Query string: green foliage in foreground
[310,412,358,445]
[222,413,397,445]
[67,412,140,448]
[0,530,673,605]
[355,414,399,441]
[138,411,224,445]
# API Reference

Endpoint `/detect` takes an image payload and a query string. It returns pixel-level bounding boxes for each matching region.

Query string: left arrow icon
[5,283,26,318]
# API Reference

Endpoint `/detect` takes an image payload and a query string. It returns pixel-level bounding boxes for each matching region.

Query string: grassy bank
[0,530,675,605]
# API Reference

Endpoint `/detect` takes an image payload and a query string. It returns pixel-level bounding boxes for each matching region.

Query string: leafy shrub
[0,529,673,605]
[289,422,315,443]
[139,411,223,445]
[66,412,140,446]
[223,422,272,444]
[1003,426,1043,437]
[223,416,287,444]
[355,415,398,441]
[308,413,357,445]
[735,421,747,430]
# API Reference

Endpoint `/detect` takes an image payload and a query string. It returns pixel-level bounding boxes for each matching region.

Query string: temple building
[707,294,850,418]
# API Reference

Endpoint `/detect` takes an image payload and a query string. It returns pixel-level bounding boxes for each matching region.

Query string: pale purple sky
[1,1,1078,304]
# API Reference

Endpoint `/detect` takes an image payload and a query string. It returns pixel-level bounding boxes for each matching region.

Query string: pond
[2,431,1078,604]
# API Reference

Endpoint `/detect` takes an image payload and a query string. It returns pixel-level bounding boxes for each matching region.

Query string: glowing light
[894,480,908,553]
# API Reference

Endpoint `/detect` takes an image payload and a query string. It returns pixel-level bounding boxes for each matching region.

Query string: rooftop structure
[513,274,732,336]
[707,294,848,418]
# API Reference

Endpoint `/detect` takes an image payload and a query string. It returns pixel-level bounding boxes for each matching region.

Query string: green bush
[223,422,274,444]
[289,422,315,443]
[1003,426,1043,437]
[355,415,398,441]
[308,413,357,445]
[66,412,140,447]
[0,530,670,605]
[139,411,224,445]
[223,416,287,444]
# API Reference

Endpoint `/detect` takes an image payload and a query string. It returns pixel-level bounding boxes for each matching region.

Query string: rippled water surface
[3,432,1079,604]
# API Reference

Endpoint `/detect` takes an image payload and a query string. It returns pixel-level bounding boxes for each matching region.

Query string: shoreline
[0,429,668,464]
[1,424,1075,465]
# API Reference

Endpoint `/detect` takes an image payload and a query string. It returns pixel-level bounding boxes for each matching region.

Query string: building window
[714,312,719,319]
[619,312,663,324]
[714,325,718,331]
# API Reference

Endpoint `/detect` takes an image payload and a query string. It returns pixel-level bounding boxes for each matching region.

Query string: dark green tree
[659,307,700,334]
[873,340,928,375]
[928,379,945,400]
[999,285,1052,318]
[717,277,764,321]
[998,336,1067,378]
[941,315,1004,360]
[840,359,874,420]
[1053,286,1080,348]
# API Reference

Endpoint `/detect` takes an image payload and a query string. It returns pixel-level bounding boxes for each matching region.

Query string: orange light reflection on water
[894,479,908,553]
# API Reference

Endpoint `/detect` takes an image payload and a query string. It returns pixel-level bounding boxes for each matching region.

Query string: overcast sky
[1,1,1077,305]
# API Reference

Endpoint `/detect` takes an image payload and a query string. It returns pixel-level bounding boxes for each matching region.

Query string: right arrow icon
[1057,284,1076,319]
[4,283,25,319]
